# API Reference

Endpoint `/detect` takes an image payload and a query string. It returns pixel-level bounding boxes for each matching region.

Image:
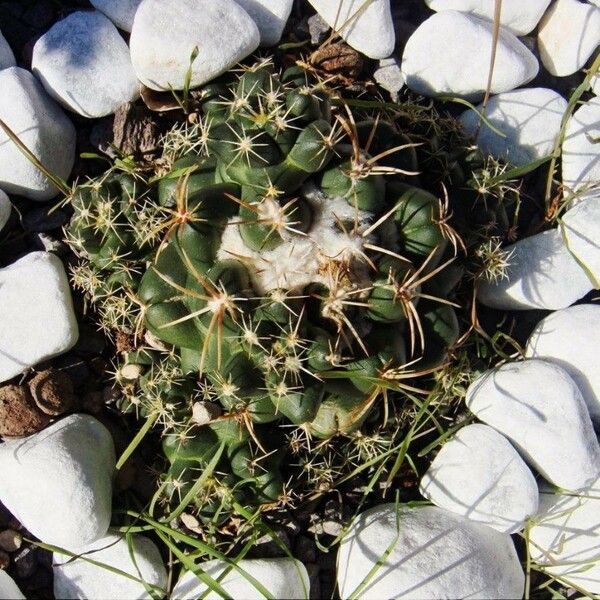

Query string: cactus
[67,60,465,517]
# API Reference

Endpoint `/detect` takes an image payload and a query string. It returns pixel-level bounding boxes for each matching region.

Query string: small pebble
[0,530,22,553]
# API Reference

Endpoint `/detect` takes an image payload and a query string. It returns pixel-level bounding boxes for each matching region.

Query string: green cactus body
[67,61,463,513]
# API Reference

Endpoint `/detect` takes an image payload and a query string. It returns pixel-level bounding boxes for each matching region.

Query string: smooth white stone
[172,558,310,600]
[562,97,600,202]
[53,533,167,600]
[32,11,139,118]
[0,571,25,600]
[0,67,75,201]
[526,304,600,421]
[561,195,600,285]
[538,0,600,77]
[0,30,16,69]
[307,0,395,59]
[0,415,115,547]
[460,87,567,166]
[374,56,405,100]
[337,504,524,599]
[0,189,11,231]
[424,0,551,35]
[466,359,600,490]
[130,0,260,91]
[529,478,600,594]
[235,0,293,46]
[420,423,539,533]
[477,228,592,311]
[401,11,538,99]
[0,252,79,383]
[89,0,142,32]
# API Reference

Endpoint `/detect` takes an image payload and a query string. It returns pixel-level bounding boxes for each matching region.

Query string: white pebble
[538,0,600,77]
[0,189,11,231]
[235,0,293,46]
[477,228,592,311]
[0,415,115,548]
[401,11,538,99]
[32,11,139,118]
[130,0,260,91]
[0,67,75,201]
[337,504,524,599]
[0,30,15,69]
[89,0,142,32]
[420,423,539,533]
[0,252,79,383]
[0,571,25,599]
[466,359,600,490]
[526,303,600,421]
[374,57,405,101]
[53,533,167,600]
[424,0,551,35]
[172,558,309,599]
[529,478,600,594]
[307,0,395,59]
[460,87,567,166]
[562,97,600,202]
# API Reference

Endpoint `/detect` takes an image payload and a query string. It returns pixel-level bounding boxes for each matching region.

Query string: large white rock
[307,0,395,59]
[561,195,600,286]
[526,304,600,421]
[53,533,167,600]
[337,504,524,599]
[235,0,293,46]
[401,11,538,99]
[538,0,600,77]
[420,424,539,533]
[0,571,25,600]
[424,0,551,35]
[0,30,15,69]
[562,97,600,201]
[477,228,592,311]
[529,478,600,594]
[89,0,142,32]
[0,67,75,201]
[466,359,600,490]
[0,414,115,547]
[32,11,139,119]
[460,88,567,166]
[130,0,260,91]
[0,252,79,383]
[172,558,310,600]
[0,189,10,231]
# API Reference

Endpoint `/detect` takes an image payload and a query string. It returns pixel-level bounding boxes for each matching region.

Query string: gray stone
[0,30,15,69]
[374,56,404,101]
[0,189,10,232]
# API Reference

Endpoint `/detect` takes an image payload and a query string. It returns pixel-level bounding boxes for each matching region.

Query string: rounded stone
[401,11,538,99]
[130,0,260,91]
[32,11,140,118]
[420,423,539,533]
[0,67,75,201]
[337,504,524,599]
[466,359,600,490]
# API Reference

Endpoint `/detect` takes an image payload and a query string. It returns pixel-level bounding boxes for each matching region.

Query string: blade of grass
[115,412,159,471]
